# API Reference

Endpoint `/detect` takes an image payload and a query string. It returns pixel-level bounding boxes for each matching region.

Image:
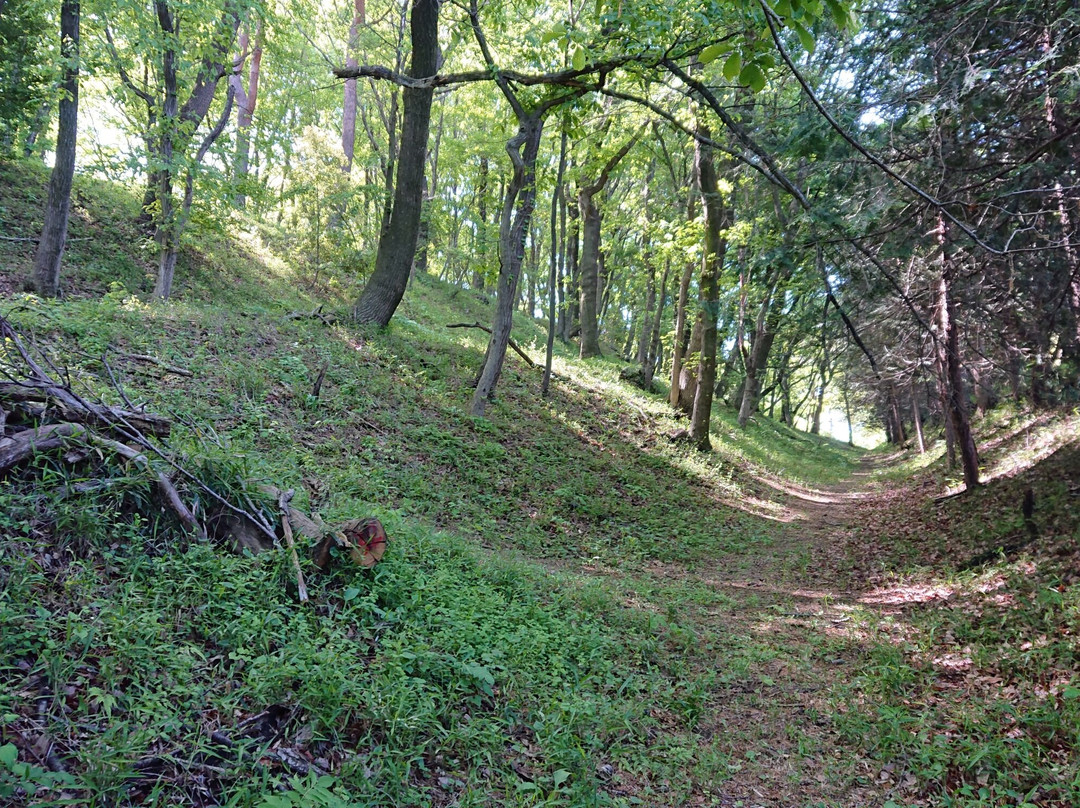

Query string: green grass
[0,160,843,806]
[3,159,1079,808]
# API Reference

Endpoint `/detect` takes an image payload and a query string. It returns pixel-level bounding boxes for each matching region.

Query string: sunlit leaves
[699,43,727,64]
[722,52,742,80]
[572,43,587,71]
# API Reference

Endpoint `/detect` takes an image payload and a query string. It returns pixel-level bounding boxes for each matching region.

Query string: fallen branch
[0,421,202,535]
[933,489,967,504]
[287,305,336,326]
[446,321,537,367]
[87,433,202,535]
[0,381,172,438]
[0,423,86,472]
[277,489,309,603]
[116,352,193,377]
[0,235,92,243]
[311,359,329,399]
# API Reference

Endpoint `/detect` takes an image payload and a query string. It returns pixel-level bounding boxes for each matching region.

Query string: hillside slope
[2,164,1078,808]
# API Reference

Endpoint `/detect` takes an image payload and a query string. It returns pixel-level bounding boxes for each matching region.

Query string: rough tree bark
[352,0,439,326]
[643,259,670,388]
[561,194,580,340]
[737,195,798,427]
[146,1,240,299]
[472,156,489,291]
[690,125,728,449]
[467,0,587,416]
[342,0,365,171]
[542,129,568,397]
[32,0,79,298]
[910,378,925,454]
[578,128,643,358]
[231,23,262,208]
[669,183,697,410]
[935,214,980,489]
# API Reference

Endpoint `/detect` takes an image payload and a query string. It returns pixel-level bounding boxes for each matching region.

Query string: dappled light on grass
[936,410,1079,497]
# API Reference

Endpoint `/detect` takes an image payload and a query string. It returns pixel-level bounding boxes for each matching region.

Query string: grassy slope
[1,162,1078,808]
[830,408,1080,807]
[0,162,859,807]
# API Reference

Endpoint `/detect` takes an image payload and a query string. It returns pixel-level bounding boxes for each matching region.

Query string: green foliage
[0,0,53,157]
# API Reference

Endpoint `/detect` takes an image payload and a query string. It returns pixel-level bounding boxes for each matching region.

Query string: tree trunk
[472,156,488,291]
[543,129,568,397]
[888,387,906,445]
[577,190,603,357]
[562,195,580,340]
[32,0,79,298]
[471,115,545,416]
[911,379,925,454]
[621,316,637,360]
[810,290,830,435]
[935,215,980,488]
[841,375,854,445]
[232,25,262,208]
[689,124,727,450]
[637,263,655,365]
[147,1,238,299]
[643,258,670,388]
[737,286,778,427]
[151,0,179,300]
[342,0,365,171]
[352,0,439,326]
[577,128,642,358]
[669,186,697,408]
[413,178,431,279]
[737,193,795,427]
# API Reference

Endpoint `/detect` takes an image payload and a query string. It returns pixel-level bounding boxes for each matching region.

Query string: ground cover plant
[2,41,1080,804]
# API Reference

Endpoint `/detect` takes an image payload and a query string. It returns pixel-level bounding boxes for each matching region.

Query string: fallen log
[0,423,87,471]
[0,421,201,535]
[0,382,172,438]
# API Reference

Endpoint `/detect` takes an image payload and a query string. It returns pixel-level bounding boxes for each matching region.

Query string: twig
[0,235,91,243]
[84,433,203,537]
[117,352,193,377]
[933,489,967,504]
[287,305,335,326]
[278,489,309,602]
[356,415,387,435]
[446,321,537,367]
[101,355,137,410]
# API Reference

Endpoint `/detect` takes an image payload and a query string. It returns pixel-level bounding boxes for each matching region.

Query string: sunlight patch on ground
[754,476,873,504]
[859,582,954,607]
[937,410,1079,497]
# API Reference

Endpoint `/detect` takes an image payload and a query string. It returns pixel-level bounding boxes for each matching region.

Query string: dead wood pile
[0,316,386,596]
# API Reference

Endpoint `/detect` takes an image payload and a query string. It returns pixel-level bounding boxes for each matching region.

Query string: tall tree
[577,126,642,358]
[352,0,439,326]
[231,22,263,209]
[689,121,729,449]
[342,0,365,171]
[32,0,79,298]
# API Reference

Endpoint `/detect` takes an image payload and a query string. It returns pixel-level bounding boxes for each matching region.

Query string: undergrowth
[3,159,1078,808]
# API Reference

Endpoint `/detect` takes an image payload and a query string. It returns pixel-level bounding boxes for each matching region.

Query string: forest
[0,0,1079,805]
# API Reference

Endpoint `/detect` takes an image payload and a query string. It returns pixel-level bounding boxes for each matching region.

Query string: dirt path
[633,458,895,807]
